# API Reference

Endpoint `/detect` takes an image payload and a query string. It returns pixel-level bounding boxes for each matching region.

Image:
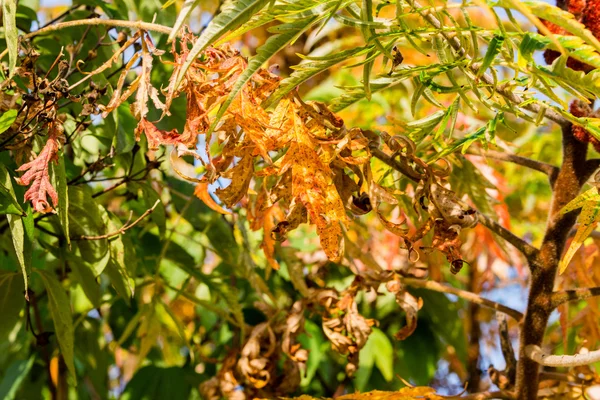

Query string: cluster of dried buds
[1,45,104,213]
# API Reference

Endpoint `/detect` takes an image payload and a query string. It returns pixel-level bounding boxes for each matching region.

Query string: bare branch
[403,278,524,322]
[75,199,160,240]
[526,345,600,367]
[467,148,559,182]
[550,286,600,308]
[476,213,539,258]
[497,313,517,385]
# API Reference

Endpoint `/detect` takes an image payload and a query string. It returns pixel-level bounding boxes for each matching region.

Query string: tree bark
[515,126,592,399]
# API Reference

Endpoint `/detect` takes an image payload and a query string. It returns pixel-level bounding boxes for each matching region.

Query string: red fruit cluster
[570,100,600,151]
[542,0,600,72]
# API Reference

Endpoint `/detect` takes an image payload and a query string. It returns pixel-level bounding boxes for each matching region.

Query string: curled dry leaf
[394,290,423,340]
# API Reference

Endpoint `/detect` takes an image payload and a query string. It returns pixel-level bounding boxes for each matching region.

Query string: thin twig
[405,0,569,127]
[0,18,173,61]
[403,278,524,322]
[76,199,160,240]
[526,345,600,367]
[467,148,559,182]
[550,286,600,308]
[497,313,517,385]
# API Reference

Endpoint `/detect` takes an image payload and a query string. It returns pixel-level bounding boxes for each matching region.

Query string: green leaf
[0,272,25,340]
[173,0,271,92]
[354,328,394,390]
[51,152,69,247]
[113,104,137,155]
[0,182,24,215]
[263,42,371,108]
[0,109,18,134]
[121,366,195,400]
[0,164,32,295]
[140,183,165,237]
[69,258,101,308]
[104,214,135,302]
[0,357,35,400]
[370,328,394,382]
[477,34,504,78]
[68,186,109,276]
[36,269,76,382]
[501,0,600,54]
[2,0,18,76]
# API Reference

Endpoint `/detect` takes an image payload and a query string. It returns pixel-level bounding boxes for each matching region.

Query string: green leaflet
[51,152,69,247]
[499,0,600,54]
[558,187,600,274]
[354,328,394,391]
[0,357,34,400]
[0,164,31,296]
[0,181,24,216]
[0,272,25,341]
[36,269,77,383]
[172,0,271,92]
[2,0,18,76]
[263,42,371,108]
[433,113,504,160]
[520,32,600,69]
[477,34,504,78]
[0,109,17,134]
[167,0,201,42]
[104,214,135,303]
[68,186,109,276]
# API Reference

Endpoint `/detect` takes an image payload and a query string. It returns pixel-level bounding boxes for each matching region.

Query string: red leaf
[15,122,62,213]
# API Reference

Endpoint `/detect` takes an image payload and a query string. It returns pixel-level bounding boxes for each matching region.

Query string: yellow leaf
[559,199,600,274]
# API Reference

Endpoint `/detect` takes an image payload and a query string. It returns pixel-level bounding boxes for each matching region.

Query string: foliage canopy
[3,0,600,399]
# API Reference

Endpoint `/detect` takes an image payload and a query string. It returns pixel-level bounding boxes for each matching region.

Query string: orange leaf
[194,182,231,215]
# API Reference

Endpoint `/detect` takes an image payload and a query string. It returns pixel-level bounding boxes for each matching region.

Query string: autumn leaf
[559,186,600,274]
[194,182,231,215]
[15,122,62,213]
[135,118,181,150]
[216,153,254,207]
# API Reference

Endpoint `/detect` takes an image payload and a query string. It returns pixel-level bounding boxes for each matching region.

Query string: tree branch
[403,278,524,322]
[477,213,539,259]
[497,313,517,386]
[467,148,559,183]
[75,199,160,240]
[515,125,591,399]
[0,18,174,61]
[526,345,600,367]
[550,286,600,308]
